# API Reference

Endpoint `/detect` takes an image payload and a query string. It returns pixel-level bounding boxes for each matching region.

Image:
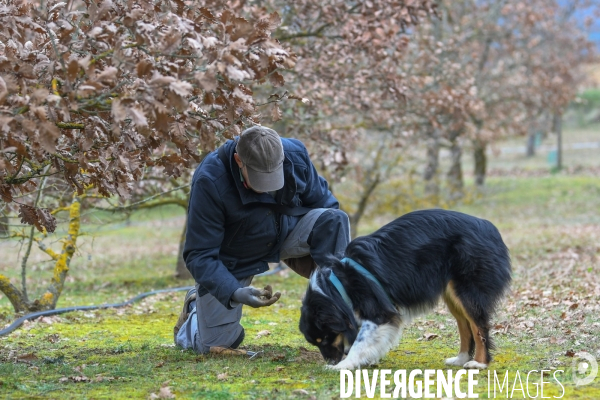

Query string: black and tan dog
[299,209,511,370]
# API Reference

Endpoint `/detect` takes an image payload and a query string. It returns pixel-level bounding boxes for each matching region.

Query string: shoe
[173,288,197,343]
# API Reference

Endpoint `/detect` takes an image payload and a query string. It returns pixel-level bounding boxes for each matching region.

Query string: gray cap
[236,126,284,192]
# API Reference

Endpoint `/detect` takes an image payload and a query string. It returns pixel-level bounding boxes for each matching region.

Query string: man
[174,126,351,353]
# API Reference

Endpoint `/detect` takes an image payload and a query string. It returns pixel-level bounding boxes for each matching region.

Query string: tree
[279,0,592,234]
[0,0,296,224]
[0,0,294,312]
[266,0,437,168]
[0,0,434,311]
[1,189,81,313]
[397,0,593,193]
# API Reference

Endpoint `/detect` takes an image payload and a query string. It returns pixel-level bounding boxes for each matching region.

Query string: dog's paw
[463,361,487,370]
[326,360,357,371]
[445,353,470,366]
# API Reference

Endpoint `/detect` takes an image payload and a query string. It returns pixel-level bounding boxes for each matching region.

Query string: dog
[299,209,511,370]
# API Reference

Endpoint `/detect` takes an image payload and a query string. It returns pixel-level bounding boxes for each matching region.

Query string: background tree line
[0,0,595,312]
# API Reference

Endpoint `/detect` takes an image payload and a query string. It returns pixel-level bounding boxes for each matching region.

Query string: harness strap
[327,257,392,310]
[328,271,353,309]
[341,257,393,304]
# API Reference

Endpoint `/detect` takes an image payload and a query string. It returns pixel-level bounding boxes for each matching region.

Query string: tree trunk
[349,173,380,239]
[526,131,536,157]
[349,215,358,241]
[0,275,27,313]
[33,197,81,311]
[0,196,81,313]
[424,128,440,197]
[446,131,464,200]
[175,216,193,280]
[473,140,487,187]
[553,112,563,170]
[0,210,8,236]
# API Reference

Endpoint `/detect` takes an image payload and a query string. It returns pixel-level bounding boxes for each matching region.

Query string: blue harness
[328,257,391,309]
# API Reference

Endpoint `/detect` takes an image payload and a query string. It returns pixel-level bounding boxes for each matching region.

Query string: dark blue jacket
[183,138,339,308]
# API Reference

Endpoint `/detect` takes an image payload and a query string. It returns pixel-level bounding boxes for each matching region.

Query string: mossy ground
[1,169,600,398]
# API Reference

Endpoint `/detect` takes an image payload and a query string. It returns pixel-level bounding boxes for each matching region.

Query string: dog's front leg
[327,321,402,370]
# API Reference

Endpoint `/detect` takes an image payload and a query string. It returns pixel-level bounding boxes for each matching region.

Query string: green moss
[2,291,598,399]
[2,175,600,398]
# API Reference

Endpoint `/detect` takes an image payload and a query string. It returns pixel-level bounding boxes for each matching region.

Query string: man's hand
[231,285,281,308]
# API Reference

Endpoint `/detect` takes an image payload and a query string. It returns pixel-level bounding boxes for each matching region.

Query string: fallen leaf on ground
[59,376,90,383]
[40,316,63,324]
[17,353,38,362]
[149,385,175,399]
[94,375,116,382]
[255,330,271,339]
[46,333,60,343]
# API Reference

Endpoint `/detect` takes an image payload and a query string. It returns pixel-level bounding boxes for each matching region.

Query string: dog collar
[341,257,392,304]
[328,271,353,309]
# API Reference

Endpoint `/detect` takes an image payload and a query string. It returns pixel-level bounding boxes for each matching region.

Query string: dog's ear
[304,267,358,335]
[314,302,356,334]
[314,306,342,332]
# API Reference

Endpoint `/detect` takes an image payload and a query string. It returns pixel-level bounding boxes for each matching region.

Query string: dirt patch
[241,344,323,364]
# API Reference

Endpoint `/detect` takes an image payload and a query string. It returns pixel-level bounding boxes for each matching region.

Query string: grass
[1,142,600,398]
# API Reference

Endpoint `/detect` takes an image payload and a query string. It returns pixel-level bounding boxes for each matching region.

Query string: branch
[20,225,35,302]
[56,122,85,129]
[53,153,79,164]
[276,19,336,42]
[36,240,60,261]
[3,160,53,185]
[19,165,50,302]
[92,184,190,212]
[351,139,387,226]
[50,206,72,215]
[133,198,188,210]
[90,43,139,64]
[35,197,81,310]
[0,274,26,313]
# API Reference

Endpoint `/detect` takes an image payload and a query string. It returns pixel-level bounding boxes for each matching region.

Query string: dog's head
[299,267,358,364]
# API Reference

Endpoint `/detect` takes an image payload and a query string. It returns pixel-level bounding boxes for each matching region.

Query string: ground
[1,128,599,399]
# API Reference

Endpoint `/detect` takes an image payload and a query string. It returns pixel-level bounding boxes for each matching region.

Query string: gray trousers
[175,208,350,353]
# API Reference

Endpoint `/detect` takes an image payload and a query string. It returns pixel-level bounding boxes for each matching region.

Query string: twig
[20,225,35,301]
[56,122,84,129]
[97,184,190,211]
[20,166,51,302]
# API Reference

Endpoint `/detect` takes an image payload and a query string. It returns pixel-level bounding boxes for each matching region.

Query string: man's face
[234,153,263,193]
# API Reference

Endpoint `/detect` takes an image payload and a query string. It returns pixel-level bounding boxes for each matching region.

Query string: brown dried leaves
[18,204,57,233]
[0,1,294,218]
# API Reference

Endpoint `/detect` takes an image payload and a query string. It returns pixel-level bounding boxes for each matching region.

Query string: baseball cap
[236,126,284,192]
